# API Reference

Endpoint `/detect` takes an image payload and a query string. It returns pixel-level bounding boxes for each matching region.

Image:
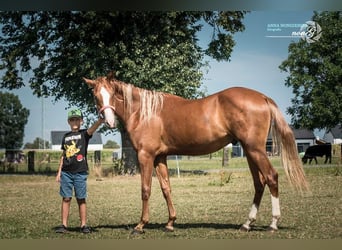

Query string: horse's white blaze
[100,87,115,128]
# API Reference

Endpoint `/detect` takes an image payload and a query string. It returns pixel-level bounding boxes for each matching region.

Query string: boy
[55,109,103,233]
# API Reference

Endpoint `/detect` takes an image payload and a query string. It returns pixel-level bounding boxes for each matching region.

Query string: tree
[0,92,30,149]
[0,11,247,101]
[279,11,342,130]
[0,11,247,171]
[103,140,120,149]
[23,137,50,149]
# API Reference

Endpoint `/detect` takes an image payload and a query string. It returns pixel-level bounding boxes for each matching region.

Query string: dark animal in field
[85,71,309,234]
[302,144,332,164]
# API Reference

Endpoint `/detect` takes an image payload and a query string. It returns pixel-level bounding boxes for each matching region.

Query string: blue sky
[200,11,314,118]
[8,11,319,147]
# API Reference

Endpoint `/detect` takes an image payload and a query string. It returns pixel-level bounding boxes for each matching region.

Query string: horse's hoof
[163,226,174,232]
[267,226,278,233]
[239,225,250,232]
[131,228,145,235]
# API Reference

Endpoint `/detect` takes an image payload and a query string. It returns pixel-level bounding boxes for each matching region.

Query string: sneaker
[80,225,91,234]
[55,224,68,233]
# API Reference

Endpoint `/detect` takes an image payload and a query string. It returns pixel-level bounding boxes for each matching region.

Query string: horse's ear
[83,77,96,88]
[106,71,116,81]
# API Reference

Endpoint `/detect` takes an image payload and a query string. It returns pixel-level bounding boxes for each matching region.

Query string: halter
[98,105,116,119]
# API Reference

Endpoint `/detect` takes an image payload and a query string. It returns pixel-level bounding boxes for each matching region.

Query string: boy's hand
[56,172,61,182]
[87,118,105,136]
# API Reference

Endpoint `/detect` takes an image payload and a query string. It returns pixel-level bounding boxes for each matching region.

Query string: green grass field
[0,156,341,239]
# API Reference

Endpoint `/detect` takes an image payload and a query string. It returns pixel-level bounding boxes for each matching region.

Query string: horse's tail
[267,98,310,193]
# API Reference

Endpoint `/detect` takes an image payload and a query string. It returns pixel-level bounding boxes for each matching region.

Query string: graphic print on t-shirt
[63,133,85,162]
[65,140,81,158]
[61,130,91,172]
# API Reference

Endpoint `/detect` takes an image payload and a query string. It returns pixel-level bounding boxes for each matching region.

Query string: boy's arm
[56,154,64,182]
[87,119,104,136]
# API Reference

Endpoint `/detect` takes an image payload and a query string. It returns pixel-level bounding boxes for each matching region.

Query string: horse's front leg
[155,155,176,232]
[133,151,154,234]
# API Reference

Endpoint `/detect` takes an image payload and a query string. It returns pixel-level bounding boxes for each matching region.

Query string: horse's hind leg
[242,149,280,232]
[154,155,176,232]
[240,156,266,231]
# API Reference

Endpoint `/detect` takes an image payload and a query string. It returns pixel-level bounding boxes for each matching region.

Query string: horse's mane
[139,87,164,123]
[108,72,164,123]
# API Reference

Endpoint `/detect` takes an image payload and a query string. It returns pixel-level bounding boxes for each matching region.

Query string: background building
[50,131,103,151]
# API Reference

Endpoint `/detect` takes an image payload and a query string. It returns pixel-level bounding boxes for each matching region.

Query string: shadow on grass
[93,222,293,232]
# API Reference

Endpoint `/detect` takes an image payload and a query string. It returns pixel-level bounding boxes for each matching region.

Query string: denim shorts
[60,171,88,199]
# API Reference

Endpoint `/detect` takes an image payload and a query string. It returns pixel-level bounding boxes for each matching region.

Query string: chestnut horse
[84,72,309,234]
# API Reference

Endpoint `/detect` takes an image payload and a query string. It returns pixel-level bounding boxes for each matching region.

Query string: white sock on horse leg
[242,203,258,230]
[270,195,280,230]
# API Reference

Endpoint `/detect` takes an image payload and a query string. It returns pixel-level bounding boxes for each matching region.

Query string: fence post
[28,151,35,173]
[94,150,101,164]
[93,150,104,180]
[222,146,229,167]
